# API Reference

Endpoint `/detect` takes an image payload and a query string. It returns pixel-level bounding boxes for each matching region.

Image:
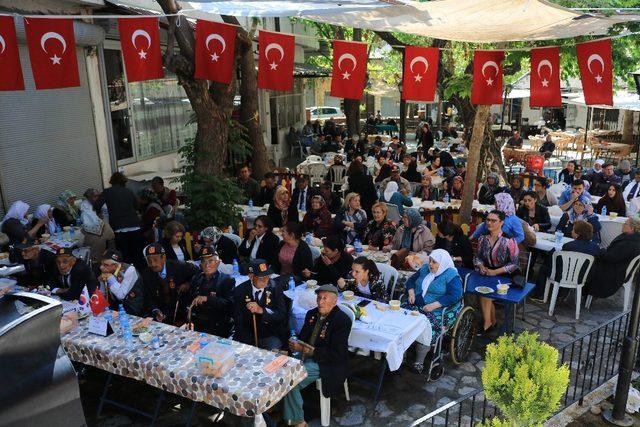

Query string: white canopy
[563,91,640,112]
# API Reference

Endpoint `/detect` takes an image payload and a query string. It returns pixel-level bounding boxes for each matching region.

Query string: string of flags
[0,15,614,106]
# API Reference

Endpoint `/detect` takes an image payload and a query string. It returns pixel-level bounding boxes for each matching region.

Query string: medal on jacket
[320,321,329,339]
[265,290,271,305]
[169,278,175,290]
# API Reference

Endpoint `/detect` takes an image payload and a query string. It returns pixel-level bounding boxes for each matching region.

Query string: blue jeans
[283,360,320,424]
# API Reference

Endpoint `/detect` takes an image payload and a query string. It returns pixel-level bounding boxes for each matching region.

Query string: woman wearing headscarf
[445,175,464,200]
[471,193,525,244]
[52,190,79,227]
[477,172,503,205]
[267,186,299,228]
[508,176,526,205]
[402,249,463,373]
[381,181,413,216]
[301,195,334,238]
[1,201,47,244]
[391,208,435,253]
[595,184,626,217]
[32,204,58,238]
[197,226,239,265]
[557,195,601,245]
[414,174,440,202]
[333,192,368,245]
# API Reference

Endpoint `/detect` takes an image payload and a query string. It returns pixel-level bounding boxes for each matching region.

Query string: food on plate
[139,332,153,343]
[342,290,354,300]
[475,286,493,294]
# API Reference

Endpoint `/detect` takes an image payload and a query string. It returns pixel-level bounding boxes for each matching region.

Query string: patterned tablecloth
[62,316,307,418]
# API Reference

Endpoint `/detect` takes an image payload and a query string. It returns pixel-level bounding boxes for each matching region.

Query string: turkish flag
[118,18,164,83]
[24,18,79,90]
[402,46,439,102]
[530,47,561,107]
[577,39,613,106]
[195,20,236,84]
[90,288,109,315]
[0,16,24,91]
[331,40,368,100]
[257,30,295,91]
[471,50,504,105]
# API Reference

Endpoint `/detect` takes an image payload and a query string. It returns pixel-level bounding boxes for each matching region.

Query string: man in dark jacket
[98,249,145,316]
[590,163,621,197]
[283,284,351,425]
[50,247,98,301]
[12,241,56,287]
[233,259,288,350]
[188,247,235,337]
[141,243,197,324]
[291,176,320,212]
[257,172,278,206]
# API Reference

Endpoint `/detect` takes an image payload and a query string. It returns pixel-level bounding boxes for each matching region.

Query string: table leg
[254,414,267,427]
[185,402,197,427]
[373,356,388,403]
[96,372,114,418]
[149,390,165,426]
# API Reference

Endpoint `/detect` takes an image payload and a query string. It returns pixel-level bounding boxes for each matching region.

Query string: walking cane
[246,295,259,346]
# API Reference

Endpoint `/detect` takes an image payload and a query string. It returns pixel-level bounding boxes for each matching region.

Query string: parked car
[306,106,346,123]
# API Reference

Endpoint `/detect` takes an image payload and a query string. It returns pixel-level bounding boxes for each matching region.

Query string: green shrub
[480,331,570,427]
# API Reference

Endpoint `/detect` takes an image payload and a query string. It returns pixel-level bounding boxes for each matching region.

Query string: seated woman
[302,235,353,286]
[239,215,280,266]
[401,159,423,183]
[1,201,47,245]
[516,191,551,232]
[474,210,520,333]
[381,181,413,216]
[477,172,502,205]
[391,208,435,253]
[301,195,334,238]
[32,204,58,239]
[472,193,525,244]
[267,186,299,228]
[363,202,397,251]
[414,174,440,202]
[595,184,626,217]
[586,216,640,300]
[333,192,368,245]
[403,249,463,373]
[375,163,392,184]
[557,196,601,245]
[52,190,79,227]
[161,220,191,262]
[273,222,313,282]
[198,226,239,265]
[508,175,525,205]
[435,221,473,268]
[340,256,389,302]
[444,175,464,200]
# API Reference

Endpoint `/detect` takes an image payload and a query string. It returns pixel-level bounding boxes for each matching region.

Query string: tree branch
[156,0,195,61]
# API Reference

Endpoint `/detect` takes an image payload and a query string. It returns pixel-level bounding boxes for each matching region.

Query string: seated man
[98,249,145,316]
[283,284,351,426]
[141,243,197,324]
[236,164,261,204]
[51,247,98,301]
[233,259,287,350]
[505,131,523,148]
[558,179,591,212]
[189,247,235,337]
[151,176,177,216]
[11,240,56,287]
[257,172,277,206]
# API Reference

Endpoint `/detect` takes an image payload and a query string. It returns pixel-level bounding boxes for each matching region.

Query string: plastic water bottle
[305,233,313,245]
[601,206,607,216]
[290,329,301,359]
[555,230,564,246]
[75,216,82,227]
[232,259,239,277]
[56,225,62,238]
[443,192,450,203]
[69,225,75,237]
[248,198,253,209]
[354,238,363,254]
[288,276,296,292]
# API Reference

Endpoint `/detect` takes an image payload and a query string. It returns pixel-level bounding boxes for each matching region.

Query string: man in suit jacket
[141,243,197,324]
[50,247,98,301]
[283,284,351,425]
[233,259,287,350]
[238,215,280,266]
[291,176,320,212]
[12,241,56,287]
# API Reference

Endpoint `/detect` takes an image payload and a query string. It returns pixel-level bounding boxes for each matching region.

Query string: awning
[563,91,640,111]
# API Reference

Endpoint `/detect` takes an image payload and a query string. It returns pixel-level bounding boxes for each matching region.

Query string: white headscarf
[35,204,57,234]
[420,249,456,297]
[2,201,30,226]
[383,181,399,202]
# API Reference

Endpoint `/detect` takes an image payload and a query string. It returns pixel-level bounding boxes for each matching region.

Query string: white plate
[475,286,494,294]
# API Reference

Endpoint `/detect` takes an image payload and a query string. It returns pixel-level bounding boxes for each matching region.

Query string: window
[274,80,303,129]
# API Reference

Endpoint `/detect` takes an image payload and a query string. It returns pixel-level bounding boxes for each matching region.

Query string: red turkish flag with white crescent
[577,39,613,106]
[0,16,24,91]
[195,20,236,84]
[471,50,504,105]
[257,30,295,91]
[90,288,109,315]
[118,18,164,83]
[331,40,368,100]
[24,18,79,90]
[530,47,562,107]
[402,46,439,102]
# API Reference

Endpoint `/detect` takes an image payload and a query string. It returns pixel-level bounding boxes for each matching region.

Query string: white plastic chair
[543,251,595,320]
[290,138,305,158]
[316,304,353,426]
[585,254,640,313]
[307,163,328,188]
[385,203,401,224]
[375,262,399,299]
[328,165,347,193]
[306,155,323,163]
[310,245,321,263]
[222,232,241,248]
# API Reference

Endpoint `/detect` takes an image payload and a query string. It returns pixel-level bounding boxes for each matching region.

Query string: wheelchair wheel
[449,306,476,366]
[429,364,444,381]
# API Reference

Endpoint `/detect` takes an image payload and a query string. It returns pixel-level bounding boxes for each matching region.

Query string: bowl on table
[389,300,401,311]
[497,283,510,295]
[40,234,50,242]
[305,280,318,290]
[343,290,355,301]
[609,212,618,218]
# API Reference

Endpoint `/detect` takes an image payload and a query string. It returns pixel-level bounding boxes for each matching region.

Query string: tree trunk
[622,110,635,145]
[459,105,491,224]
[479,119,507,183]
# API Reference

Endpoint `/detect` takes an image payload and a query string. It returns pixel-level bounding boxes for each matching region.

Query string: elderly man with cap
[590,162,621,197]
[380,164,411,194]
[232,259,287,350]
[188,246,235,337]
[50,247,98,301]
[141,243,197,324]
[196,226,238,265]
[98,249,144,316]
[12,240,56,287]
[615,159,636,188]
[283,284,351,426]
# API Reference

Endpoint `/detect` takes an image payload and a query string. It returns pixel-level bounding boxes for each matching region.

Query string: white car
[306,106,346,123]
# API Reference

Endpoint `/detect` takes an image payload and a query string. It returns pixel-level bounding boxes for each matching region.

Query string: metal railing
[411,311,631,426]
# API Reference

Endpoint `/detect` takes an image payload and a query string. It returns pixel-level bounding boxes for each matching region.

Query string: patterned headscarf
[494,193,516,216]
[569,194,592,222]
[201,226,222,245]
[400,208,424,250]
[57,190,79,219]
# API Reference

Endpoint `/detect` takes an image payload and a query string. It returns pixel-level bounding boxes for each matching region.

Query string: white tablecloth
[549,213,625,248]
[533,232,574,252]
[410,198,493,212]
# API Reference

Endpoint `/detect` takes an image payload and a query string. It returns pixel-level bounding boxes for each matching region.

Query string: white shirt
[172,245,185,262]
[249,234,263,260]
[628,198,640,218]
[356,282,372,296]
[101,265,138,301]
[623,180,640,201]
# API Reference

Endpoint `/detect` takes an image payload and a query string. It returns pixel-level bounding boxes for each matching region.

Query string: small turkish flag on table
[0,16,24,91]
[331,40,368,100]
[90,288,109,315]
[577,39,613,106]
[530,47,562,107]
[471,50,504,105]
[402,46,439,102]
[195,20,236,84]
[118,17,164,83]
[24,18,79,90]
[257,30,295,91]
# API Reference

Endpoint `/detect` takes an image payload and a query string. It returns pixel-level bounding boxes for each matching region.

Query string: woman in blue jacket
[381,181,413,215]
[472,192,525,244]
[403,249,463,373]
